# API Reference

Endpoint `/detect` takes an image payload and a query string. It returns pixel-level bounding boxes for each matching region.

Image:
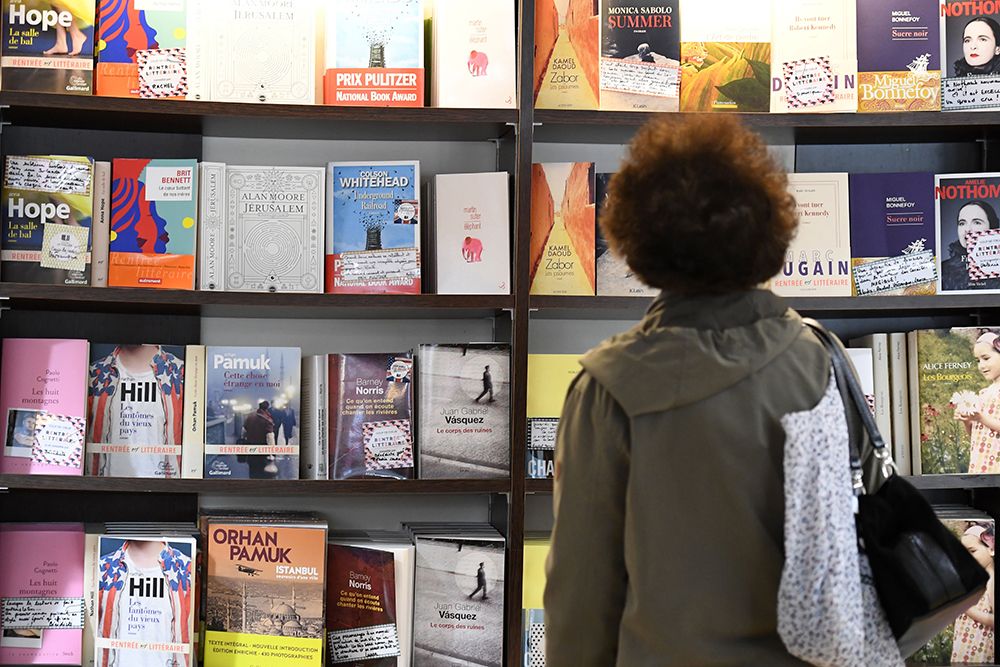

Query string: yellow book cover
[522,538,550,666]
[534,0,599,108]
[527,353,581,480]
[530,163,596,296]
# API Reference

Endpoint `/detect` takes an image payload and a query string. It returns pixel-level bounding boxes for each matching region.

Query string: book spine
[866,334,892,455]
[300,355,324,480]
[906,331,920,476]
[198,162,226,291]
[91,161,111,287]
[889,333,911,476]
[183,345,206,479]
[186,2,207,101]
[318,358,329,480]
[82,530,99,667]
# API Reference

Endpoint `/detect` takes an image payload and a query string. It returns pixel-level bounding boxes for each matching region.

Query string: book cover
[108,158,198,290]
[95,0,187,99]
[0,338,88,475]
[771,172,852,297]
[418,343,510,479]
[299,355,328,481]
[324,0,423,107]
[91,160,111,287]
[1,155,93,286]
[432,172,510,295]
[1,0,94,94]
[529,162,596,296]
[770,0,858,113]
[599,0,680,111]
[87,344,184,479]
[95,535,196,666]
[181,344,204,479]
[0,524,84,665]
[522,538,550,667]
[849,172,936,296]
[326,544,399,665]
[326,161,421,294]
[678,0,770,112]
[595,172,655,297]
[935,173,1000,294]
[857,0,941,112]
[846,348,876,416]
[197,162,225,291]
[225,166,324,293]
[204,346,301,480]
[850,334,894,451]
[413,536,505,666]
[526,354,580,479]
[533,0,599,108]
[941,0,1000,111]
[205,521,327,666]
[328,353,414,481]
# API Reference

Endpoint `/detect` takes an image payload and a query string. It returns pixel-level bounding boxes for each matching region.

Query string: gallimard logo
[213,527,292,563]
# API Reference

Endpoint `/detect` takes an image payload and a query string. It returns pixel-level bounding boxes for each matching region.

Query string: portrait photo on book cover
[936,177,1000,293]
[945,9,1000,78]
[3,408,39,459]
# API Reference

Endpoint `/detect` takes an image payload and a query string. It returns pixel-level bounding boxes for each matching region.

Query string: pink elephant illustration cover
[432,172,510,295]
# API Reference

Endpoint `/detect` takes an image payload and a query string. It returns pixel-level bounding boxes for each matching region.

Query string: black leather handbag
[804,319,990,657]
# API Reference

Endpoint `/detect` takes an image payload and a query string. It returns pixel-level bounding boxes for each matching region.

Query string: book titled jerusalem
[935,173,1000,294]
[326,544,400,664]
[526,354,581,479]
[595,172,655,296]
[1,155,94,286]
[941,0,1000,110]
[418,344,511,479]
[533,0,599,108]
[203,346,301,480]
[530,162,596,296]
[224,166,324,293]
[109,158,198,290]
[95,0,187,99]
[326,161,421,294]
[599,0,681,111]
[1,0,95,94]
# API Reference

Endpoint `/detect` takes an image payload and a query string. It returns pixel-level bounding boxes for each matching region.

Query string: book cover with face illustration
[936,173,1000,294]
[941,0,1000,110]
[95,0,187,99]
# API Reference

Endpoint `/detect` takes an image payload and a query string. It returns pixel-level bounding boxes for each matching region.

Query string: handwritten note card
[852,251,936,296]
[328,623,400,662]
[1,597,84,630]
[3,156,91,195]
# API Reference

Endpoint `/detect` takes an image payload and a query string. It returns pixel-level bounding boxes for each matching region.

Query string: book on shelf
[0,338,88,476]
[203,346,302,480]
[526,353,582,479]
[856,0,941,112]
[181,344,204,479]
[197,162,225,291]
[889,332,912,475]
[846,347,876,417]
[95,0,188,99]
[324,0,424,107]
[935,173,1000,294]
[530,162,596,296]
[522,536,551,667]
[86,344,185,479]
[300,355,329,481]
[328,353,415,480]
[849,334,895,467]
[599,0,681,112]
[326,161,421,294]
[108,158,199,290]
[0,523,84,665]
[431,172,510,295]
[91,160,110,287]
[940,0,1000,111]
[430,0,517,109]
[849,172,936,296]
[325,543,401,664]
[595,171,655,297]
[533,0,599,109]
[417,343,511,479]
[1,154,94,286]
[678,0,771,113]
[770,172,852,297]
[1,0,95,94]
[82,526,100,667]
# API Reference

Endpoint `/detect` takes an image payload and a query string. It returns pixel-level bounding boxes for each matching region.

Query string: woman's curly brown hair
[601,115,797,295]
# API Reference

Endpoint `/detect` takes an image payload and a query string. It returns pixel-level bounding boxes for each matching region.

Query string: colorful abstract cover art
[1,155,94,286]
[326,544,399,665]
[205,522,326,667]
[595,172,655,296]
[1,0,95,93]
[941,0,1000,110]
[534,0,599,108]
[857,0,940,112]
[109,158,197,290]
[96,0,187,98]
[935,173,1000,294]
[87,344,184,479]
[599,0,681,111]
[95,535,195,667]
[529,162,595,296]
[327,162,421,294]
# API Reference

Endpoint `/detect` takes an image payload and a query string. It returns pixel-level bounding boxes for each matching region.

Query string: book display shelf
[3,2,1000,666]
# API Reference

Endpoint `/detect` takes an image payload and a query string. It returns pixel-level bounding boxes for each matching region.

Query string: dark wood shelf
[525,479,553,494]
[527,475,1000,493]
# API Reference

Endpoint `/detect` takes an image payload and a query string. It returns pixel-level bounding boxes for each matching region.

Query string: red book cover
[326,544,399,666]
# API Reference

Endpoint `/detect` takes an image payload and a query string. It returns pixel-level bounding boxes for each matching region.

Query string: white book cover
[186,0,208,101]
[935,172,1000,295]
[771,173,852,297]
[847,348,875,416]
[851,334,892,445]
[434,173,510,295]
[91,161,111,287]
[889,332,911,475]
[300,354,329,480]
[225,166,325,293]
[431,0,517,108]
[770,0,858,113]
[198,162,226,291]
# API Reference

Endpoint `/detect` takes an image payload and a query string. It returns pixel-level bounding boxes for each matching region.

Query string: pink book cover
[0,338,89,475]
[0,524,85,665]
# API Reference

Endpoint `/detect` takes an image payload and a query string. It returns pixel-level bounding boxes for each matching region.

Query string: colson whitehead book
[849,172,936,296]
[526,354,581,479]
[678,0,771,112]
[205,520,327,666]
[418,343,510,479]
[326,161,421,294]
[87,344,185,479]
[329,353,414,480]
[95,0,188,98]
[595,171,655,296]
[0,338,88,476]
[109,158,198,290]
[770,172,852,297]
[935,173,1000,294]
[204,346,301,480]
[224,166,325,293]
[95,535,196,667]
[857,0,941,112]
[1,154,94,286]
[1,0,95,94]
[324,0,424,107]
[0,524,84,665]
[533,0,599,108]
[530,162,596,296]
[941,0,1000,110]
[326,544,399,665]
[599,0,681,112]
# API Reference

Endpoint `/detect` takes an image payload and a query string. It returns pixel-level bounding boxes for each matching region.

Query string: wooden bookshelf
[527,476,1000,493]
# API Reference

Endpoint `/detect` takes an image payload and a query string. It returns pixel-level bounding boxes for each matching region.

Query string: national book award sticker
[393,200,419,225]
[967,229,1000,282]
[40,223,88,272]
[783,56,836,109]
